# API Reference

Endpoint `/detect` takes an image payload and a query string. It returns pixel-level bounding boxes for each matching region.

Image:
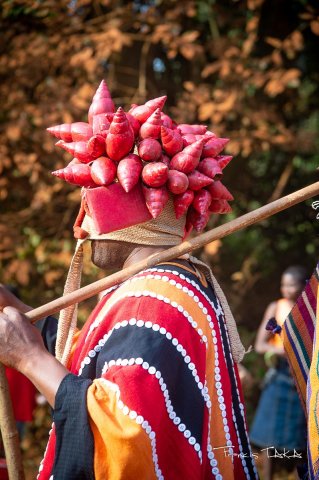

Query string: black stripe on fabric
[95,324,205,446]
[52,374,94,480]
[217,316,257,479]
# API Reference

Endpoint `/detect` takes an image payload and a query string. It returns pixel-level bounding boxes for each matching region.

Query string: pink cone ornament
[92,113,113,136]
[209,199,232,214]
[161,113,174,129]
[128,104,138,114]
[126,113,141,138]
[106,107,135,162]
[68,158,81,166]
[88,80,115,124]
[87,134,106,158]
[207,181,234,201]
[142,162,168,188]
[140,108,162,139]
[173,189,194,219]
[170,139,204,174]
[192,189,212,214]
[117,154,143,193]
[216,155,233,170]
[178,124,207,135]
[143,185,169,219]
[52,163,96,187]
[167,170,189,195]
[197,157,223,179]
[130,96,167,123]
[161,154,170,166]
[187,170,213,190]
[47,122,93,142]
[138,138,162,162]
[188,208,210,232]
[90,157,117,186]
[56,140,94,164]
[161,126,183,157]
[201,138,229,158]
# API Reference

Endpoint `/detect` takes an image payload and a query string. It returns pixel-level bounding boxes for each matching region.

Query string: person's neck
[123,246,166,269]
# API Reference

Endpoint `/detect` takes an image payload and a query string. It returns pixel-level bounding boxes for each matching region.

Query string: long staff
[1,181,318,480]
[26,181,319,323]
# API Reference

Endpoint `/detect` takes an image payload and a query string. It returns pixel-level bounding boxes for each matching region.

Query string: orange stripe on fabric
[87,379,157,480]
[291,307,313,359]
[282,328,307,409]
[86,275,209,345]
[66,329,81,369]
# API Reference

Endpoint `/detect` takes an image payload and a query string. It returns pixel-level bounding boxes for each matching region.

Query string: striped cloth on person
[282,262,319,480]
[37,261,258,479]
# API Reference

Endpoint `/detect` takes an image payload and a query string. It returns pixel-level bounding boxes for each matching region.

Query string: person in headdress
[0,82,258,479]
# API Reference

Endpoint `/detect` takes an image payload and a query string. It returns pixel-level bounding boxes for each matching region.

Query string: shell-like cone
[182,133,214,148]
[126,113,141,138]
[209,199,232,214]
[142,162,168,188]
[197,157,223,179]
[173,189,194,219]
[106,107,135,162]
[139,108,162,139]
[207,181,234,201]
[117,154,143,192]
[138,138,162,162]
[161,126,183,157]
[188,170,213,190]
[47,122,93,142]
[92,113,113,136]
[216,155,233,170]
[87,134,106,158]
[128,103,139,114]
[56,140,94,164]
[161,154,170,166]
[90,157,117,186]
[130,96,167,123]
[177,124,207,135]
[88,80,115,124]
[167,170,189,195]
[192,189,212,214]
[187,208,210,232]
[52,164,96,187]
[161,112,174,129]
[201,137,229,158]
[170,139,204,174]
[142,185,169,219]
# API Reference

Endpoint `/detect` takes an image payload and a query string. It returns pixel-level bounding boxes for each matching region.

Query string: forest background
[1,0,319,475]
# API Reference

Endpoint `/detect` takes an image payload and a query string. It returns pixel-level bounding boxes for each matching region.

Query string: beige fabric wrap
[56,202,245,365]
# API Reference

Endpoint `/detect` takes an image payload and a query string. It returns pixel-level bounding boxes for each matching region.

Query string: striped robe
[38,261,258,480]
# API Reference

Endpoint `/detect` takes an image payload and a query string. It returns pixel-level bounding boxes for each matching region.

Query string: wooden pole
[25,181,319,323]
[0,364,25,480]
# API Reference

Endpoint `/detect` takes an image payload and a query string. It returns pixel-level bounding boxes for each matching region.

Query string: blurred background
[1,0,319,478]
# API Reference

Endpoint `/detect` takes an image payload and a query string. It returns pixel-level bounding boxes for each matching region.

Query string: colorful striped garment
[37,261,258,480]
[282,263,319,479]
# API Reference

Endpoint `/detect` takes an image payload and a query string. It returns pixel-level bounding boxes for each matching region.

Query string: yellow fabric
[307,285,319,473]
[87,379,156,480]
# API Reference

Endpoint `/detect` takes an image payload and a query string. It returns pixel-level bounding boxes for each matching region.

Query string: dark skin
[0,241,166,407]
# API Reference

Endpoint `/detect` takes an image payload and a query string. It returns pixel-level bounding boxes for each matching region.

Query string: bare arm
[0,307,68,407]
[254,301,285,356]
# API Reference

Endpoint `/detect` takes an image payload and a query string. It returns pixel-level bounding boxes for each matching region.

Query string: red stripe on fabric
[37,428,56,480]
[70,289,118,371]
[103,364,202,480]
